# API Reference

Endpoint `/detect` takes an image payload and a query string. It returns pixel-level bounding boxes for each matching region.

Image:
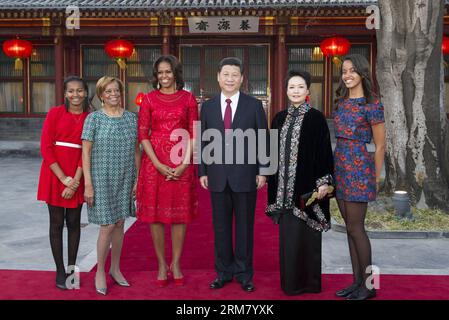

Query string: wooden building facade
[0,0,448,124]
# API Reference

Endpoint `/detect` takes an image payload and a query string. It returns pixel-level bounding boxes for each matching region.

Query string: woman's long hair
[334,54,378,110]
[63,75,90,112]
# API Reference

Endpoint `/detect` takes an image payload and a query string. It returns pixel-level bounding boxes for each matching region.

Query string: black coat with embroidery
[267,107,334,230]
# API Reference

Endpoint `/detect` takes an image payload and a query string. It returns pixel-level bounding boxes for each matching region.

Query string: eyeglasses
[104,89,121,96]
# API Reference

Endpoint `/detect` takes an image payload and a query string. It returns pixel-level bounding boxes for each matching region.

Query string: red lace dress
[136,90,199,223]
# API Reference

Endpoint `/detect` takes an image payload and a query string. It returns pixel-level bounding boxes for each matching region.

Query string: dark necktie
[224,98,232,129]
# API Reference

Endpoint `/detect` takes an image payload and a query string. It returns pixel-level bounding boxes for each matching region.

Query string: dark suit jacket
[198,92,269,192]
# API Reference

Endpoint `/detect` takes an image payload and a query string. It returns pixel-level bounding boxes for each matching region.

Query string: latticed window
[126,46,160,113]
[30,46,55,113]
[82,45,160,111]
[288,45,325,112]
[181,45,269,100]
[248,46,268,96]
[182,46,201,96]
[82,46,118,109]
[0,49,24,113]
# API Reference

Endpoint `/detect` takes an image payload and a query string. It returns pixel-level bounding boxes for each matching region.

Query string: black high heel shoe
[55,273,67,290]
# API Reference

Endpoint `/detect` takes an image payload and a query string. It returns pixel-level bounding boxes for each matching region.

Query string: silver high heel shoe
[95,274,108,295]
[95,286,107,296]
[109,272,131,287]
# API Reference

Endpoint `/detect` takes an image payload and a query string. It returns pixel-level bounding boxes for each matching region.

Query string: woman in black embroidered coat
[266,70,334,295]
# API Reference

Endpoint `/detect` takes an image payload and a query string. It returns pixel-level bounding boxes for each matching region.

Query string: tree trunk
[377,0,449,211]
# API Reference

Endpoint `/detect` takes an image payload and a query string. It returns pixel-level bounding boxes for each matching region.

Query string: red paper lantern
[104,39,134,69]
[135,92,144,107]
[442,36,449,55]
[320,37,351,57]
[2,39,33,70]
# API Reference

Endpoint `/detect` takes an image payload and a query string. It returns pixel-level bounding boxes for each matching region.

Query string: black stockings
[48,205,82,280]
[337,200,372,289]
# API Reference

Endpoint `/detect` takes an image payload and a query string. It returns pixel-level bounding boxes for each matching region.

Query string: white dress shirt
[220,92,240,122]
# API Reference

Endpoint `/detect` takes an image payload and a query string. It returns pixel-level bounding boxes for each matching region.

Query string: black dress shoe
[241,281,255,292]
[210,278,231,289]
[346,288,376,300]
[335,283,360,297]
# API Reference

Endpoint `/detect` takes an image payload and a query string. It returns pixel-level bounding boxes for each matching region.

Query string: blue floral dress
[333,97,384,202]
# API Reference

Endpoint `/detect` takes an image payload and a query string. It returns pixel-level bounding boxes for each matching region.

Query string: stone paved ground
[1,156,449,276]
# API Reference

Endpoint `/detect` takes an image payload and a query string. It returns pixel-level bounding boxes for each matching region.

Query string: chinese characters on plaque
[188,17,259,33]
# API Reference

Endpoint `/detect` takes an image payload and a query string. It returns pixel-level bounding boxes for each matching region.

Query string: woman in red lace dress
[136,55,198,287]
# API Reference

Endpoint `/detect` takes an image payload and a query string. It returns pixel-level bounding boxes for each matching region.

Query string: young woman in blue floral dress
[333,54,385,300]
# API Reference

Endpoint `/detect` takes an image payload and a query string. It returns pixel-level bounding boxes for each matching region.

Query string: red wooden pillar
[54,35,64,105]
[324,54,332,118]
[162,26,171,55]
[273,26,287,116]
[67,39,79,76]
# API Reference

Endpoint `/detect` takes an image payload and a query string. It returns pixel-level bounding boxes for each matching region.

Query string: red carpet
[1,187,449,300]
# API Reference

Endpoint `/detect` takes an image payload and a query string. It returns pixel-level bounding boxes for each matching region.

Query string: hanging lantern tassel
[104,39,134,70]
[116,58,127,69]
[332,56,342,67]
[14,58,23,70]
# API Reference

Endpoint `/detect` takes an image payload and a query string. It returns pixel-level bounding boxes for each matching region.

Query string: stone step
[0,141,41,157]
[0,118,44,141]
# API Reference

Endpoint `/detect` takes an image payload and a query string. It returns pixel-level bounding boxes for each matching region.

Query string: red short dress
[37,105,89,208]
[136,90,199,224]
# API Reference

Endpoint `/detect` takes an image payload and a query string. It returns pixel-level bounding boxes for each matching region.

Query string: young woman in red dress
[37,76,90,290]
[136,55,198,287]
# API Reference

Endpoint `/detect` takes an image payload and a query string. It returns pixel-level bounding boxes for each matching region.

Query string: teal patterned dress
[82,109,137,225]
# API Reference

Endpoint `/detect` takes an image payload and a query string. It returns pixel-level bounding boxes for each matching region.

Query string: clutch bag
[300,185,335,207]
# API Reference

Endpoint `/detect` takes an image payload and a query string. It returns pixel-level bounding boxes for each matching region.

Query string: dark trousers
[210,184,257,284]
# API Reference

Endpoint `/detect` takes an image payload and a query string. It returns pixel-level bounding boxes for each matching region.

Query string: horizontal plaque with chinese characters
[188,17,259,33]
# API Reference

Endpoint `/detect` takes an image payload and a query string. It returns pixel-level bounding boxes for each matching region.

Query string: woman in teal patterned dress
[82,76,141,295]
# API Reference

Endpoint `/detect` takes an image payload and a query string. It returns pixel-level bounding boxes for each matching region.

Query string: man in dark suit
[198,57,268,292]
